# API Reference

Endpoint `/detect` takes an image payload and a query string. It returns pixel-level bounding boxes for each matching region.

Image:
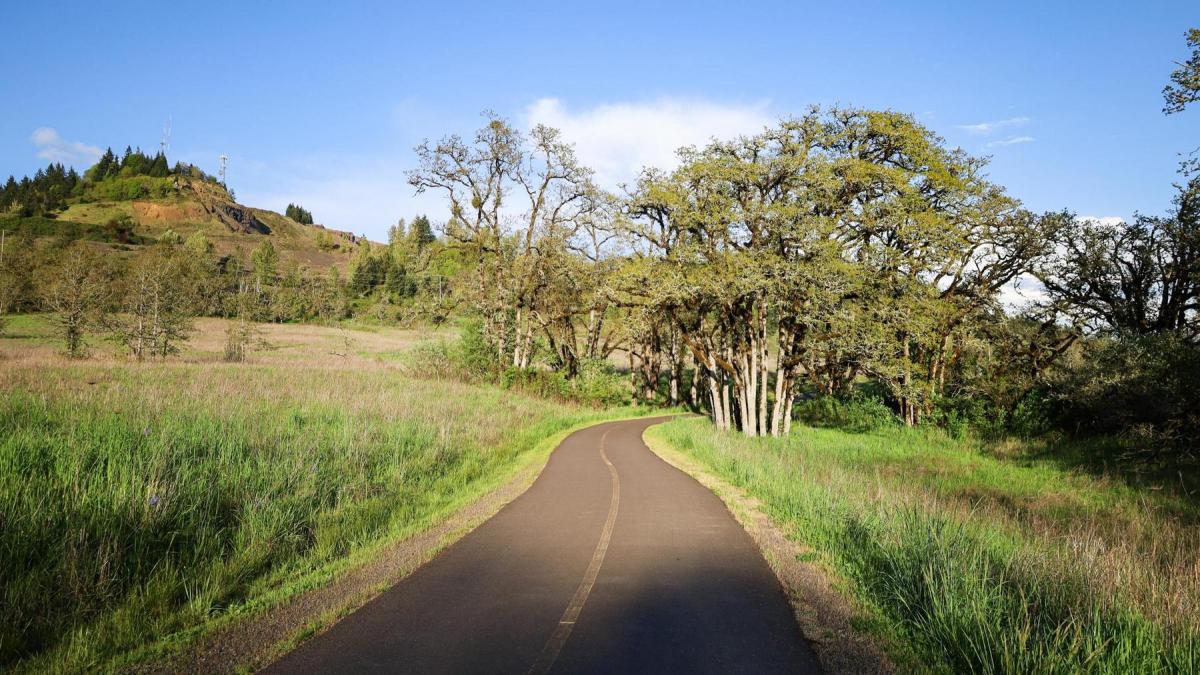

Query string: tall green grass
[649,419,1200,673]
[0,360,626,671]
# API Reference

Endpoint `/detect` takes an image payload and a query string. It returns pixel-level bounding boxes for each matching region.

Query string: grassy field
[0,316,631,672]
[647,418,1200,673]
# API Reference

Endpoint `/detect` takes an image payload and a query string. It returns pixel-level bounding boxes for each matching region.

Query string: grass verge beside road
[0,317,642,672]
[646,418,1200,673]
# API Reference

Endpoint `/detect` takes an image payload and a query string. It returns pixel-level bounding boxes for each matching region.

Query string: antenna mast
[218,155,228,186]
[160,116,172,156]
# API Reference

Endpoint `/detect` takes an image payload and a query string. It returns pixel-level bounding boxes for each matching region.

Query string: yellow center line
[528,428,620,675]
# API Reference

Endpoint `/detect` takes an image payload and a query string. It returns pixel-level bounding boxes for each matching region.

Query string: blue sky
[2,1,1197,240]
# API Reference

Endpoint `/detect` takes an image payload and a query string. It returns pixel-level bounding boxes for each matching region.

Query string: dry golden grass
[0,314,449,369]
[0,314,621,672]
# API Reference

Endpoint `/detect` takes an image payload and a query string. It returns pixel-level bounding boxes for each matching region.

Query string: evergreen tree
[148,152,170,177]
[0,176,16,210]
[90,148,117,181]
[409,214,435,248]
[284,203,313,224]
[385,261,411,297]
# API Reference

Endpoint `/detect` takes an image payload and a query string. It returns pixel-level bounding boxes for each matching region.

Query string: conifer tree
[409,214,435,248]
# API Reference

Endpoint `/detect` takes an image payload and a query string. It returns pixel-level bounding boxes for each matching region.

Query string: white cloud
[986,135,1034,148]
[998,273,1048,313]
[30,127,102,166]
[1077,215,1125,227]
[958,116,1030,135]
[525,97,774,188]
[242,97,776,239]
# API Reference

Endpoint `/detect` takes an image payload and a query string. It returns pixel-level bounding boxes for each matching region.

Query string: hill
[0,158,371,272]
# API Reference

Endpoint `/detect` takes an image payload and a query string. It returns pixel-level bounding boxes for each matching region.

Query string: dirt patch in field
[131,455,553,674]
[132,201,209,225]
[645,432,895,675]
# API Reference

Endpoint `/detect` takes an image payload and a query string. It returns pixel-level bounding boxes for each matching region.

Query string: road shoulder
[642,424,895,675]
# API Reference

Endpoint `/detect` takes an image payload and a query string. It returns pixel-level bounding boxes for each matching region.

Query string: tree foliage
[285,203,314,224]
[109,246,198,359]
[1164,27,1200,115]
[623,108,1050,433]
[35,243,112,358]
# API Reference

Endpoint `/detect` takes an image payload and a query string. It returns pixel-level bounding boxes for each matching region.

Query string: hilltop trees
[84,147,170,182]
[88,148,120,182]
[0,146,187,219]
[0,163,79,216]
[285,203,314,224]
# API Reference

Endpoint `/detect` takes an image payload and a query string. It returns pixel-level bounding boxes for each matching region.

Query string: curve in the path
[263,416,819,674]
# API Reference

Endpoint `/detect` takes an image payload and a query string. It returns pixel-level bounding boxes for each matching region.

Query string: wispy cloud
[986,135,1035,148]
[244,97,777,240]
[30,127,102,166]
[1078,215,1125,227]
[957,116,1030,135]
[525,97,774,188]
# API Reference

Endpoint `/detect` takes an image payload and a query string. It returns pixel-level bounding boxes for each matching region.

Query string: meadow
[0,316,630,672]
[647,415,1200,673]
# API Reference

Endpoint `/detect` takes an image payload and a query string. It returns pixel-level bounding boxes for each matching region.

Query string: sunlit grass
[0,316,625,671]
[649,419,1200,673]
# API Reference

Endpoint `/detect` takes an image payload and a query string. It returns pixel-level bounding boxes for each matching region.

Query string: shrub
[406,323,627,407]
[1047,332,1200,466]
[930,395,1006,439]
[498,362,627,408]
[572,358,629,407]
[453,318,497,380]
[794,394,898,432]
[87,176,174,201]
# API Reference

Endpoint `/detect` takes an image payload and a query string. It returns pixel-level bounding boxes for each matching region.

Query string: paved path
[264,416,819,674]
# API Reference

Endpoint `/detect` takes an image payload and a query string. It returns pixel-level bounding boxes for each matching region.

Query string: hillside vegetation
[1,149,364,272]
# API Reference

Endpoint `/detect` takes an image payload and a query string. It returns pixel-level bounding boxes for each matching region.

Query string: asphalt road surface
[264,416,819,674]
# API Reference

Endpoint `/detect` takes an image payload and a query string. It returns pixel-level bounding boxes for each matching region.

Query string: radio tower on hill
[218,154,228,186]
[160,117,171,156]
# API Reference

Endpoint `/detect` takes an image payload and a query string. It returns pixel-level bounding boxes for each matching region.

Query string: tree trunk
[512,308,524,368]
[743,347,757,437]
[688,350,699,411]
[722,370,733,432]
[669,330,681,407]
[757,301,770,436]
